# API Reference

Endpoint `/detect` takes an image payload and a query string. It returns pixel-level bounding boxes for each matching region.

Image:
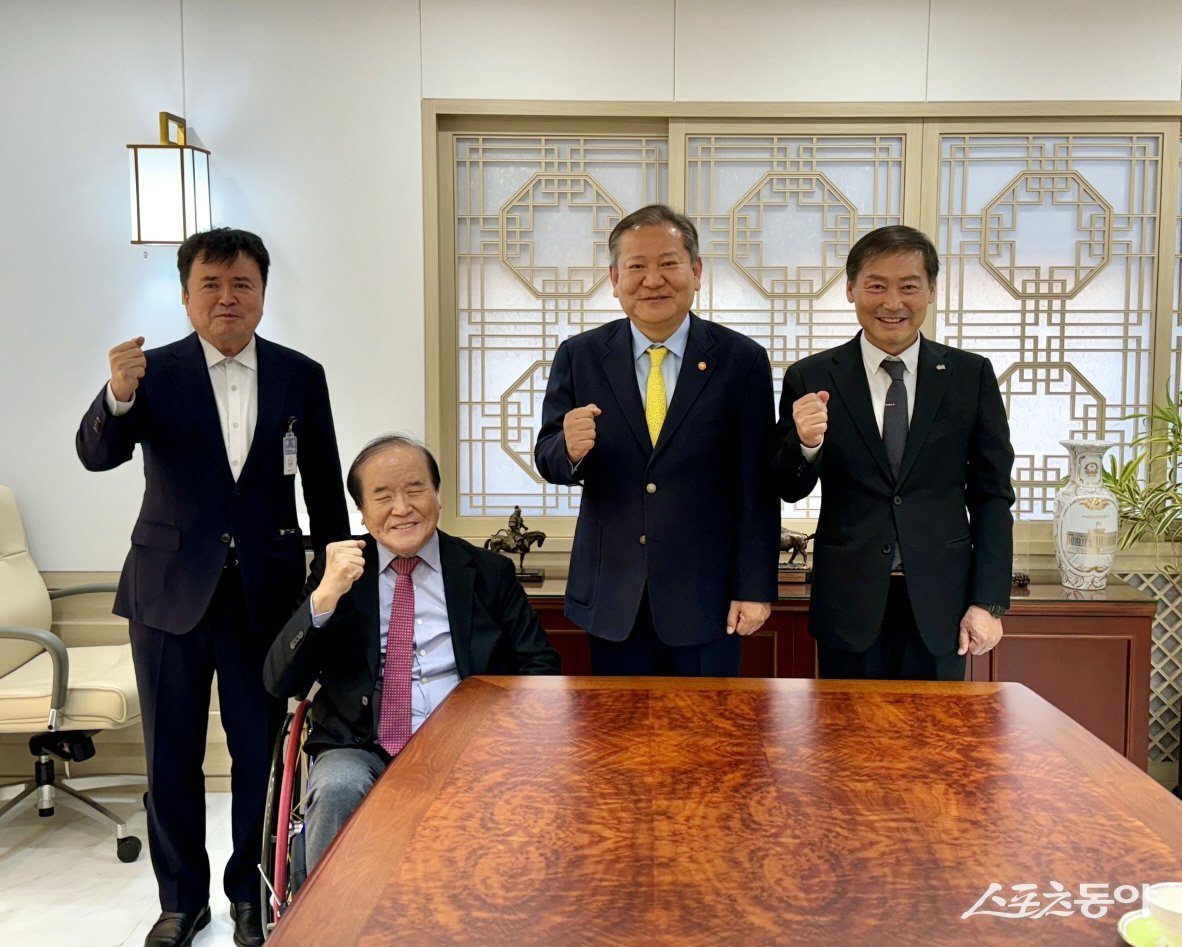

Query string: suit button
[646,483,657,494]
[893,496,902,506]
[361,696,369,706]
[220,532,232,543]
[639,535,647,545]
[882,544,893,555]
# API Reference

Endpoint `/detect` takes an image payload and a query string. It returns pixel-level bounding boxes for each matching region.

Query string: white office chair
[0,484,143,862]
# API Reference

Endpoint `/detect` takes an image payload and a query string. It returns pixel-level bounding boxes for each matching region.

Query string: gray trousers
[304,746,387,872]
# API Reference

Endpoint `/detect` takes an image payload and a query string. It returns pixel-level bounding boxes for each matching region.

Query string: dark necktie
[881,359,908,479]
[378,555,421,755]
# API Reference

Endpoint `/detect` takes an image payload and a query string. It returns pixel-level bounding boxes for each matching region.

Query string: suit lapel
[651,313,714,463]
[163,333,234,480]
[437,532,475,679]
[240,337,291,484]
[601,320,652,456]
[896,338,950,487]
[357,539,381,684]
[827,335,894,483]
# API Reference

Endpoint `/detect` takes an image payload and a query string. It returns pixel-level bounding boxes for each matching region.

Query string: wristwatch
[974,603,1006,619]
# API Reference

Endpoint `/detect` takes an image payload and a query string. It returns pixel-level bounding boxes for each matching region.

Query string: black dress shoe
[231,900,265,947]
[144,905,211,947]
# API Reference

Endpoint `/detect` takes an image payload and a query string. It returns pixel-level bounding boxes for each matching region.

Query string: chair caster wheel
[142,791,148,808]
[38,807,54,818]
[117,835,142,863]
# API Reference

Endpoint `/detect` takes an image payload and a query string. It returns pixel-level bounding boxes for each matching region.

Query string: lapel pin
[698,361,707,371]
[936,363,946,371]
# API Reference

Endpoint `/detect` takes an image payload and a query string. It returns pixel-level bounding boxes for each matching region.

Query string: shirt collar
[860,332,921,378]
[630,314,690,365]
[376,528,441,576]
[199,334,258,371]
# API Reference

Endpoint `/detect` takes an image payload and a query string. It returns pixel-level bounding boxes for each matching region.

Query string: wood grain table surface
[269,677,1182,946]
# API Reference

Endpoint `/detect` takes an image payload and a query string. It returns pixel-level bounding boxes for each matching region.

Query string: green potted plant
[1103,392,1182,795]
[1104,393,1182,567]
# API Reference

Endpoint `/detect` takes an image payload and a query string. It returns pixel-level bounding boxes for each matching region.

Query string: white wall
[3,0,1181,569]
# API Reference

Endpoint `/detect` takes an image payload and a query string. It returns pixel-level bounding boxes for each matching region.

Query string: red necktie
[378,555,421,755]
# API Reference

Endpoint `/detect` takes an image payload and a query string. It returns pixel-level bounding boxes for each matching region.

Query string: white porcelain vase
[1053,439,1119,590]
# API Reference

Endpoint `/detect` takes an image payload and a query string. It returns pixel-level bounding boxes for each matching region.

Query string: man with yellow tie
[536,205,780,675]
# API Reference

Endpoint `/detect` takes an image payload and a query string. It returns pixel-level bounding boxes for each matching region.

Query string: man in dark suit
[775,225,1015,680]
[264,435,559,871]
[535,204,780,676]
[77,229,350,947]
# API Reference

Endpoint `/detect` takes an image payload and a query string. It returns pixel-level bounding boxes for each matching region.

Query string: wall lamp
[127,112,211,244]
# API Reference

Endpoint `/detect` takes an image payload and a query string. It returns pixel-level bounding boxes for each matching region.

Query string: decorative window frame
[423,101,1182,576]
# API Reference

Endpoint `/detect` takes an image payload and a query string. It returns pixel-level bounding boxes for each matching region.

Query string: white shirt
[106,335,259,482]
[200,336,258,481]
[801,333,920,461]
[859,333,919,434]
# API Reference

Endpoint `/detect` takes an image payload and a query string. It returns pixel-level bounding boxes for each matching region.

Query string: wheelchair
[259,698,312,940]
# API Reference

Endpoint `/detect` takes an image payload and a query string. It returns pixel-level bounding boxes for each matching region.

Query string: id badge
[283,417,297,476]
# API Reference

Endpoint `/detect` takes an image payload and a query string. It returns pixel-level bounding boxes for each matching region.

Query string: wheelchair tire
[260,699,311,940]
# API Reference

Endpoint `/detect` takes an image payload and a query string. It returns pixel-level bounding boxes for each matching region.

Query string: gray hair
[608,204,700,268]
[346,434,441,505]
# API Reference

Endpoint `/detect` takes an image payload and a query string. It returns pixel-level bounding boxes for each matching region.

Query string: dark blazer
[775,333,1015,654]
[534,314,780,647]
[264,530,560,756]
[76,332,351,637]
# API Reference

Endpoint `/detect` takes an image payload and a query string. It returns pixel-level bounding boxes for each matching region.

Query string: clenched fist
[311,539,366,616]
[564,403,602,464]
[792,390,830,449]
[109,337,147,403]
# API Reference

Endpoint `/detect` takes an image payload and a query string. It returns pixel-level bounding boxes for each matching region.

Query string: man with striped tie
[535,205,780,676]
[775,226,1015,680]
[264,435,559,872]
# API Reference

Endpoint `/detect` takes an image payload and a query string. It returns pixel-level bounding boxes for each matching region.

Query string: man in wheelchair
[264,435,560,872]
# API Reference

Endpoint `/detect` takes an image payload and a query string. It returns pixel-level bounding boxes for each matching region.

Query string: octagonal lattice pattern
[730,171,856,299]
[500,173,623,299]
[981,170,1112,299]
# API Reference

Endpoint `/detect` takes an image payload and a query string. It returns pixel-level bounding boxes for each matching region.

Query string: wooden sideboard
[528,581,1156,768]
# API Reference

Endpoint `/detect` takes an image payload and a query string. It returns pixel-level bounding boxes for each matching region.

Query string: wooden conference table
[270,677,1182,946]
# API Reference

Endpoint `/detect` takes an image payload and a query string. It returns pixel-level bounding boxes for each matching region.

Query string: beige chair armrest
[49,583,124,647]
[0,626,68,729]
[48,583,118,600]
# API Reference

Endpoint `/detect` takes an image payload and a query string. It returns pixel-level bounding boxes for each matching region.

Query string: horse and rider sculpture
[484,505,546,573]
[488,507,809,576]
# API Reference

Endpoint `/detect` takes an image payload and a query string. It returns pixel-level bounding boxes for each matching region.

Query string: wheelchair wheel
[260,699,311,940]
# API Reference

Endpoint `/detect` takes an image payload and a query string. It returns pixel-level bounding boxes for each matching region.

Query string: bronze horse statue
[779,528,814,565]
[484,529,546,572]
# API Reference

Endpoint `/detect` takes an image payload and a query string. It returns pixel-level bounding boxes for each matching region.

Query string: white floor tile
[0,778,242,947]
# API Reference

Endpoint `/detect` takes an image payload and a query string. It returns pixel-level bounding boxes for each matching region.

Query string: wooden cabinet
[529,581,1155,767]
[966,585,1154,769]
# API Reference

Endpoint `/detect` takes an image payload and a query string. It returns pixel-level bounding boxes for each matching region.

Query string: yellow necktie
[645,345,668,446]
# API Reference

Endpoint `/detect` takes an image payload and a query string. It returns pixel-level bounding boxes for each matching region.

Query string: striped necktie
[881,358,908,478]
[881,359,907,571]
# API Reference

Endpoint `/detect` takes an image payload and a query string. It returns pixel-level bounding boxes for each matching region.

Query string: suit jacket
[76,332,351,638]
[263,530,560,756]
[775,333,1015,654]
[534,314,780,646]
